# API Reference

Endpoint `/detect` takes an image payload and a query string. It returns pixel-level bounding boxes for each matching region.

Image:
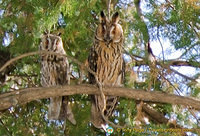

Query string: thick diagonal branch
[0,84,199,111]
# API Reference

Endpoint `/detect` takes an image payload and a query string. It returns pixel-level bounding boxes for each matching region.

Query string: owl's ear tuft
[112,12,119,24]
[100,11,106,23]
[100,11,105,18]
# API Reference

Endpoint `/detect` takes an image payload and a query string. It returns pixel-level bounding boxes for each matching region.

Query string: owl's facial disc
[96,11,122,46]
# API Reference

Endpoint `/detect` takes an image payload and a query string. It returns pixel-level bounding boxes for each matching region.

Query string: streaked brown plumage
[40,33,76,125]
[88,11,124,128]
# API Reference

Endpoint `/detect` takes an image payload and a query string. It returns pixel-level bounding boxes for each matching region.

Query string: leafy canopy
[0,0,199,135]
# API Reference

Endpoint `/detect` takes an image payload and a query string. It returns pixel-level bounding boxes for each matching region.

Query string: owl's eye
[100,24,106,33]
[112,30,115,35]
[110,26,115,35]
[101,24,106,32]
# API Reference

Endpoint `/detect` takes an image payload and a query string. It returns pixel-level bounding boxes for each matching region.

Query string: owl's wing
[88,45,98,84]
[88,44,105,128]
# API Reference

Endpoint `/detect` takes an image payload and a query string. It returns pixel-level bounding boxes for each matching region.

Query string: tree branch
[0,84,200,111]
[166,60,200,68]
[135,58,200,68]
[124,50,200,69]
[0,51,96,77]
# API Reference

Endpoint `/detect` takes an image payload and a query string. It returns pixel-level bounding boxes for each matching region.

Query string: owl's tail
[48,97,62,120]
[48,96,76,125]
[91,95,118,128]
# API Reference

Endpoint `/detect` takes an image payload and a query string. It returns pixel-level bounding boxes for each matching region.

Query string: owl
[88,11,124,128]
[40,33,76,125]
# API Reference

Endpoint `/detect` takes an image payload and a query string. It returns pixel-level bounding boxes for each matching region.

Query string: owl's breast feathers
[88,37,124,86]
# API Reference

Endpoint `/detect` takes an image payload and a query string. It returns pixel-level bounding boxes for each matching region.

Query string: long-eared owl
[40,33,76,125]
[88,11,124,128]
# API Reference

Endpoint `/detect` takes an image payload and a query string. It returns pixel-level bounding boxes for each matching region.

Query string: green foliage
[0,101,64,136]
[0,0,199,135]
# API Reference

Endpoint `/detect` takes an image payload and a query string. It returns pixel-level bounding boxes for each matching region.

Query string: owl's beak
[105,35,112,47]
[106,40,112,47]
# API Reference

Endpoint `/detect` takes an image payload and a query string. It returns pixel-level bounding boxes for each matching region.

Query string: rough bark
[0,84,199,111]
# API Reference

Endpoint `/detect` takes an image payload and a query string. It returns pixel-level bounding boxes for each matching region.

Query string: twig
[179,42,199,59]
[170,68,196,82]
[101,111,126,128]
[8,74,38,77]
[157,26,165,63]
[158,71,199,125]
[0,119,12,136]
